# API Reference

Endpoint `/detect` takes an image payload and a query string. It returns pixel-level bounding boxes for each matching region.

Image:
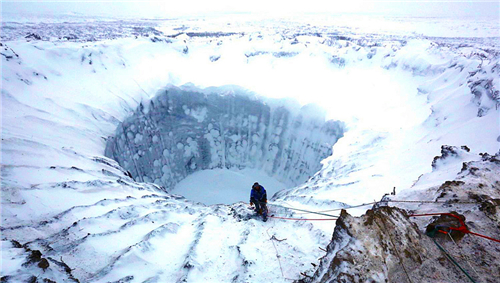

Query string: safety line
[309,202,378,213]
[466,231,500,243]
[269,198,486,217]
[432,238,476,283]
[307,199,482,214]
[269,216,337,221]
[265,226,313,281]
[264,203,499,244]
[250,201,339,220]
[266,228,285,279]
[269,196,497,217]
[447,233,481,280]
[291,200,444,215]
[261,202,494,281]
[267,203,339,218]
[389,200,479,204]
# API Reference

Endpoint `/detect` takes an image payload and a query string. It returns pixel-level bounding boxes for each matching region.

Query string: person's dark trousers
[251,198,268,219]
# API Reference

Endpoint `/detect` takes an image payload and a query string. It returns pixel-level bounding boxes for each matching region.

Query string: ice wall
[105,86,344,190]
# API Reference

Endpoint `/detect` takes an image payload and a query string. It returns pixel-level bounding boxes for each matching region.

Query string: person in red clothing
[249,182,268,222]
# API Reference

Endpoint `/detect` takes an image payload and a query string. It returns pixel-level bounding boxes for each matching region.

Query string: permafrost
[105,86,345,191]
[3,13,499,283]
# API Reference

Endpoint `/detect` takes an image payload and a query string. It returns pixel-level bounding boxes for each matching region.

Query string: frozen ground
[1,12,499,282]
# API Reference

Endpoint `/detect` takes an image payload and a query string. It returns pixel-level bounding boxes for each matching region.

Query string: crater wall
[105,86,344,191]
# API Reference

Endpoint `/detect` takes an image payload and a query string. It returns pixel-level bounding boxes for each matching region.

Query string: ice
[105,87,344,191]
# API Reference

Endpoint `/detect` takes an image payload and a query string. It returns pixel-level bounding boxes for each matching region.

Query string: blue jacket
[250,186,267,203]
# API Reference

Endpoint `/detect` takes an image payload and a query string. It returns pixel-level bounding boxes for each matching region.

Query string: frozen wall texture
[105,87,344,190]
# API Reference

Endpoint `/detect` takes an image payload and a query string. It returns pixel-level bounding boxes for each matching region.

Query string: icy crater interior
[105,86,345,204]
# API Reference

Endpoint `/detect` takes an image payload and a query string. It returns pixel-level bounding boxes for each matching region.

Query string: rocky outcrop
[304,151,500,283]
[305,207,460,282]
[304,206,499,283]
[0,240,79,283]
[431,145,471,169]
[105,86,344,190]
[468,60,500,117]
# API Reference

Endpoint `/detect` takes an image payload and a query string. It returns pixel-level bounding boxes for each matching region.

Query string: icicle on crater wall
[105,86,344,191]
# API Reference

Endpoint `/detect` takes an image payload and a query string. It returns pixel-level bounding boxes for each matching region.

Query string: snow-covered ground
[174,168,287,205]
[1,13,499,282]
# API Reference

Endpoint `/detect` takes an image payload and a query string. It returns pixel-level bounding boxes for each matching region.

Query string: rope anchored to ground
[409,213,500,244]
[263,198,487,222]
[259,201,500,255]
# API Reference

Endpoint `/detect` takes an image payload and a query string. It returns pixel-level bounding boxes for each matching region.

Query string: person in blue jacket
[250,182,268,222]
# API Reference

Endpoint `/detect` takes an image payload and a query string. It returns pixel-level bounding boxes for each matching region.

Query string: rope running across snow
[258,200,498,282]
[264,198,480,221]
[267,199,481,220]
[267,203,339,218]
[265,227,300,281]
[258,200,499,282]
[266,228,285,279]
[306,199,482,214]
[269,216,337,221]
[264,201,500,243]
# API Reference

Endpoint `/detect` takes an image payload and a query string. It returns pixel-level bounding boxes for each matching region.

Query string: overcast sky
[2,1,499,18]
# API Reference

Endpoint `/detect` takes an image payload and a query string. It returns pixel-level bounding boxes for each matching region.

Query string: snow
[173,168,287,205]
[1,12,499,282]
[1,241,26,275]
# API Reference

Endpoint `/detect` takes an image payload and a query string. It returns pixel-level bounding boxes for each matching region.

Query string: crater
[105,86,344,204]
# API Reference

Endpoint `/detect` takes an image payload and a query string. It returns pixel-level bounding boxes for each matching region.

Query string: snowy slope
[2,14,499,282]
[273,38,500,210]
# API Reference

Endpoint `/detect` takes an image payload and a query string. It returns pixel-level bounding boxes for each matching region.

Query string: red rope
[269,216,337,221]
[409,213,500,244]
[467,231,500,243]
